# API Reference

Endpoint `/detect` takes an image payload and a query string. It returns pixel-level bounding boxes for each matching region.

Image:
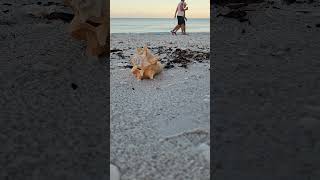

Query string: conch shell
[130,46,163,80]
[64,0,109,56]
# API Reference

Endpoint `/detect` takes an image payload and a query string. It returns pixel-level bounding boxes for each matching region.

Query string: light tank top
[177,1,186,17]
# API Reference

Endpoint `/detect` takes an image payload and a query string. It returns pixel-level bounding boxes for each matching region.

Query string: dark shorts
[177,16,185,25]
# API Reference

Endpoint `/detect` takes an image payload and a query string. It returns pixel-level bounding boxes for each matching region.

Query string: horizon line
[110,17,210,19]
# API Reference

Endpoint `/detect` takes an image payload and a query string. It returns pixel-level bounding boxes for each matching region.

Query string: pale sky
[111,0,210,18]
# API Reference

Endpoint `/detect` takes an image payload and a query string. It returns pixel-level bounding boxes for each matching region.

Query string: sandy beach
[212,1,320,179]
[1,1,108,179]
[2,0,320,179]
[110,33,210,179]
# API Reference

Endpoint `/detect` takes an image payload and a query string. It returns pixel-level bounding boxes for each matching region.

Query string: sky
[110,0,210,18]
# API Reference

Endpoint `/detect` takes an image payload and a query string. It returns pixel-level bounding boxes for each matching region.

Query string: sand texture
[212,1,320,179]
[110,33,210,180]
[1,1,108,179]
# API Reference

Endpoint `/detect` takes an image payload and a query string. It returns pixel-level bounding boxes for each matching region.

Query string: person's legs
[171,24,180,35]
[181,17,186,34]
[173,25,181,32]
[173,16,184,33]
[181,24,186,34]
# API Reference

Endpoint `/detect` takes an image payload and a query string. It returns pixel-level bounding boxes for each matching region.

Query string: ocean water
[111,18,209,33]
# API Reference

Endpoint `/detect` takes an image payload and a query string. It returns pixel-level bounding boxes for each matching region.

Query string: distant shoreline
[110,32,210,34]
[110,18,210,19]
[111,18,210,33]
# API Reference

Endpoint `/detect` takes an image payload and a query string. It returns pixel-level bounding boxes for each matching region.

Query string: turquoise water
[111,18,209,33]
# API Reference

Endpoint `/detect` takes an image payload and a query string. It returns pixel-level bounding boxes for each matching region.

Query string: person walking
[171,0,188,35]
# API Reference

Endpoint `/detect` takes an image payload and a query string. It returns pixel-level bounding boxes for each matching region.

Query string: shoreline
[110,17,210,19]
[111,32,210,34]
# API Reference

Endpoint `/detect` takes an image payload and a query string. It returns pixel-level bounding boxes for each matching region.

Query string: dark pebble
[179,64,188,68]
[124,65,133,69]
[71,83,78,90]
[164,63,174,69]
[111,49,122,53]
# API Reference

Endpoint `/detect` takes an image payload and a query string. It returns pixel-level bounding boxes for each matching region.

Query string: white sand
[110,33,210,180]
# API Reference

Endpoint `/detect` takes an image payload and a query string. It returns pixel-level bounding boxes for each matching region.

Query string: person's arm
[183,3,188,21]
[184,3,188,11]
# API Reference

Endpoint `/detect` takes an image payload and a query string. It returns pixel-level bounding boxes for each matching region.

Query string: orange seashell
[66,0,109,56]
[131,46,163,80]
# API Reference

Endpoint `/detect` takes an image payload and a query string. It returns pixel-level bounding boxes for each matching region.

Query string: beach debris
[179,64,188,68]
[217,10,249,22]
[65,0,109,56]
[296,10,312,14]
[110,164,121,180]
[45,12,74,22]
[282,0,296,5]
[25,4,58,18]
[43,2,61,6]
[130,46,164,80]
[164,62,175,69]
[226,3,248,9]
[38,12,74,23]
[111,49,122,53]
[168,48,209,68]
[124,65,133,69]
[23,3,73,22]
[283,0,315,4]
